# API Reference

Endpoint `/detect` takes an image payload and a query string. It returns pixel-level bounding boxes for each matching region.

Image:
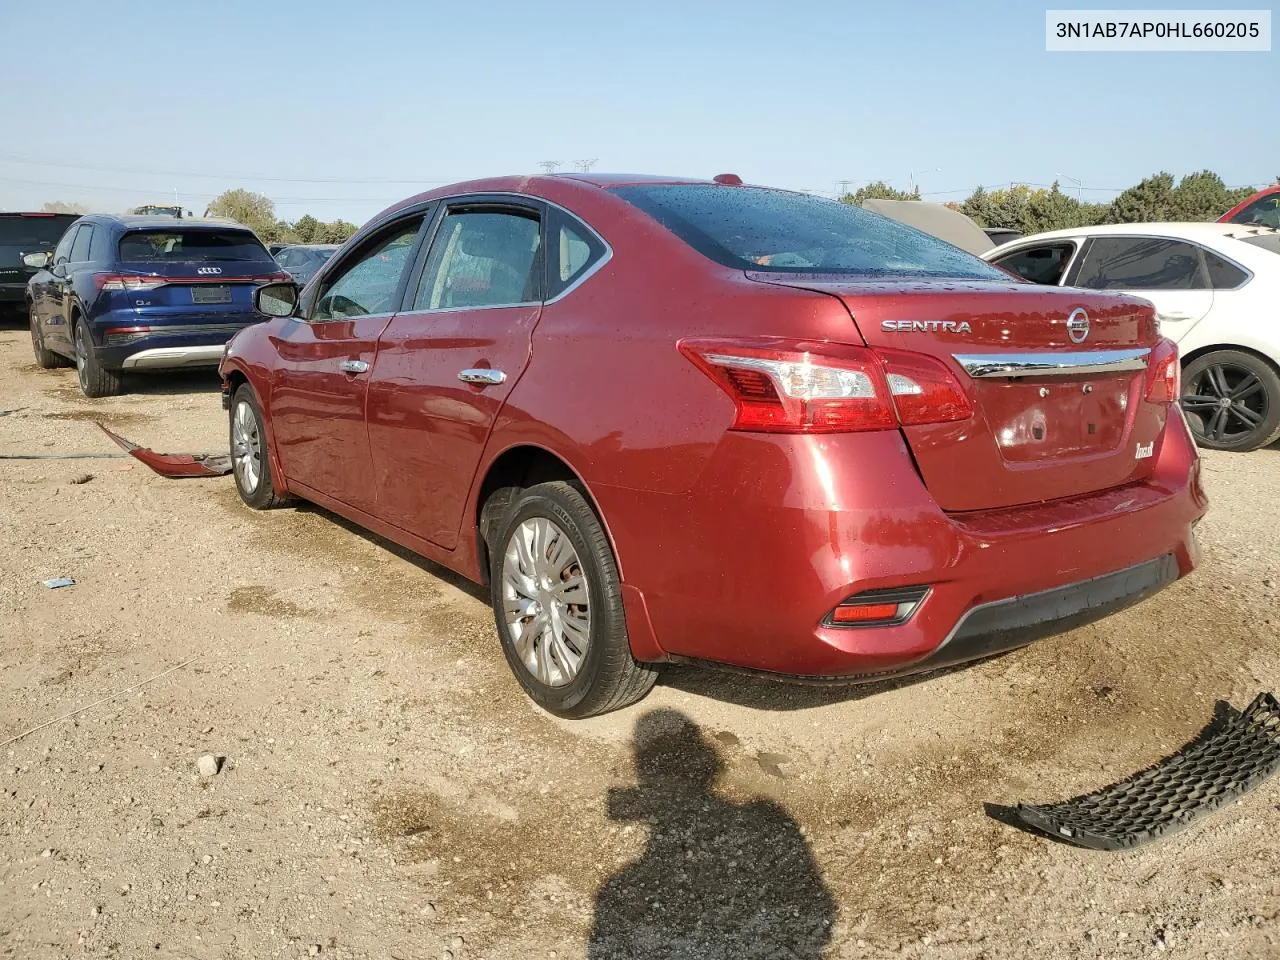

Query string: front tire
[1181,350,1280,452]
[230,384,292,509]
[489,481,658,718]
[74,320,123,397]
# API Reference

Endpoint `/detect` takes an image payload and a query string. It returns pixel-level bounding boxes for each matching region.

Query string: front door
[367,201,545,549]
[269,213,427,510]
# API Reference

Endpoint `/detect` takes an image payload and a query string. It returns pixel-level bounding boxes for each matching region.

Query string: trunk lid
[751,275,1168,511]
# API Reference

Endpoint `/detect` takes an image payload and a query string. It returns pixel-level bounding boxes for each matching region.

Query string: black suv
[0,213,79,318]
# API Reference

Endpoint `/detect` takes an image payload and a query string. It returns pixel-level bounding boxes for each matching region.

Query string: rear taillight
[256,272,293,283]
[93,273,166,292]
[679,338,972,434]
[875,349,973,426]
[1145,337,1180,403]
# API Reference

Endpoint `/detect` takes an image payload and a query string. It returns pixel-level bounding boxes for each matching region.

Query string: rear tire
[74,320,123,397]
[30,308,63,369]
[230,384,292,509]
[1181,350,1280,452]
[488,481,658,718]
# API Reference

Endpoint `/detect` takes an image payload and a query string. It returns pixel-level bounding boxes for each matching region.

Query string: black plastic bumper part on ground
[1016,692,1280,850]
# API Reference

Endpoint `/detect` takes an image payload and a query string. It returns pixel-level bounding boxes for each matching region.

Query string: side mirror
[254,281,299,318]
[22,251,51,269]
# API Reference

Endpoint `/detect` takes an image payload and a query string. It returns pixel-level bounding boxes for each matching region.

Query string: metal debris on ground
[40,577,76,589]
[1010,692,1280,850]
[95,422,233,478]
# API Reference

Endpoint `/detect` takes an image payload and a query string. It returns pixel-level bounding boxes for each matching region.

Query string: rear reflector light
[679,338,971,434]
[1145,337,1180,403]
[94,273,166,292]
[104,326,152,346]
[825,586,929,628]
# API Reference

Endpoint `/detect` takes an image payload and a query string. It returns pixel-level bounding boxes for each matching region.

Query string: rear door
[268,212,429,511]
[366,198,545,548]
[1069,236,1214,343]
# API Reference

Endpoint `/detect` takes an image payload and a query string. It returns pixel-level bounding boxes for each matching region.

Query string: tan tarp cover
[860,199,995,256]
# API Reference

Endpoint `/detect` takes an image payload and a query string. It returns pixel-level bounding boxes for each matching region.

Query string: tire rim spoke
[232,401,262,492]
[502,516,590,688]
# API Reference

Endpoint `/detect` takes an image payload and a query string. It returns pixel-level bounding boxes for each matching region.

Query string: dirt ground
[1,322,1279,960]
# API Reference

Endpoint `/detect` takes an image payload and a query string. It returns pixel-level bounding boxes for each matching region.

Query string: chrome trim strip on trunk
[953,348,1150,379]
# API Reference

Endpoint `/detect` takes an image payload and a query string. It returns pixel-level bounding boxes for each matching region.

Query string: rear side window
[413,209,542,310]
[992,243,1076,285]
[1073,237,1206,290]
[118,230,273,264]
[70,225,93,262]
[1203,250,1248,289]
[548,210,606,298]
[612,184,1007,280]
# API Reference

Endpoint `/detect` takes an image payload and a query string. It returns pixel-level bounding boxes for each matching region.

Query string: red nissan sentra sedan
[220,174,1206,718]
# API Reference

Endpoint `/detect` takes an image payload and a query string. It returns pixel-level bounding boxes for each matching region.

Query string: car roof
[96,215,259,231]
[990,221,1280,250]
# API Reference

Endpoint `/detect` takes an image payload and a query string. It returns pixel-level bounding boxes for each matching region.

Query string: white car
[985,223,1280,452]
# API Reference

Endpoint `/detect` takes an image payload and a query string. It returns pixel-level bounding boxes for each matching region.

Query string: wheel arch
[1180,342,1280,375]
[471,442,617,587]
[223,361,291,497]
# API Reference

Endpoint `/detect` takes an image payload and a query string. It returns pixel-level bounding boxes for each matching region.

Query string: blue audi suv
[24,215,288,396]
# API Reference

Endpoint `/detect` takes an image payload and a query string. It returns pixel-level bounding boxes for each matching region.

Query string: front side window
[312,218,423,321]
[993,243,1076,285]
[413,209,542,310]
[612,184,1007,280]
[1072,237,1206,290]
[70,225,94,263]
[1229,194,1280,228]
[52,226,77,265]
[118,230,274,264]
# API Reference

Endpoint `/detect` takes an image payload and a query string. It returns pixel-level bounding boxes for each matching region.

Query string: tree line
[840,171,1275,234]
[203,189,357,244]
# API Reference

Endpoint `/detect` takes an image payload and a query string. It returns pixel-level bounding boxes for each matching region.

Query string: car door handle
[340,359,369,374]
[458,368,507,386]
[1160,313,1195,321]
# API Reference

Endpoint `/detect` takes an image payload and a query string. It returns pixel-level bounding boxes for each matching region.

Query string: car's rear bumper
[122,345,226,369]
[594,411,1207,679]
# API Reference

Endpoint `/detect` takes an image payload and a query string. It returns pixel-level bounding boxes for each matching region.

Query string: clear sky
[0,0,1275,225]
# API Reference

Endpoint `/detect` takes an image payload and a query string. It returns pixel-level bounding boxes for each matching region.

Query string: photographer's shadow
[590,710,834,959]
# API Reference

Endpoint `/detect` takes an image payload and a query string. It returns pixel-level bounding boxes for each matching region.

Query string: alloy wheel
[501,517,591,687]
[1181,361,1269,445]
[231,400,263,493]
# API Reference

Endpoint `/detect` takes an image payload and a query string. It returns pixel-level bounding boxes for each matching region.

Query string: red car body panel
[221,174,1206,681]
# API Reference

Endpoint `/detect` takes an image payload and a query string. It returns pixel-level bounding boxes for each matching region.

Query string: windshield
[0,214,79,247]
[612,184,1007,280]
[1229,194,1280,228]
[118,230,273,263]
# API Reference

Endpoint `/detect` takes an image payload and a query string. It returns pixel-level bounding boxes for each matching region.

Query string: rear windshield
[612,185,1007,280]
[118,230,273,263]
[0,214,79,247]
[1240,233,1280,256]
